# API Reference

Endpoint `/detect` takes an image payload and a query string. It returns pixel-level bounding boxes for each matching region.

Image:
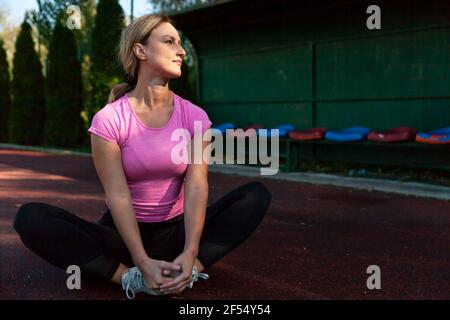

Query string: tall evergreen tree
[0,39,11,142]
[29,0,96,61]
[44,17,83,147]
[151,0,220,13]
[89,0,124,119]
[9,20,45,145]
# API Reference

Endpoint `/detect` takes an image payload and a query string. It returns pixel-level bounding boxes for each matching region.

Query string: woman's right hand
[135,256,181,290]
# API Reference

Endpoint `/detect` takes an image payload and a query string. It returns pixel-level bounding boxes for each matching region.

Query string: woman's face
[137,22,186,79]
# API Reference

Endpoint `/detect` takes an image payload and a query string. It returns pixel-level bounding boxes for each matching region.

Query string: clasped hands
[138,251,196,296]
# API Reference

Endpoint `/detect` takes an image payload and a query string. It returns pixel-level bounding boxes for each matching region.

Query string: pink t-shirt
[87,92,212,223]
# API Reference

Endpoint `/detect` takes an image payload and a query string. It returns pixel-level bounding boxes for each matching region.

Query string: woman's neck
[129,76,172,110]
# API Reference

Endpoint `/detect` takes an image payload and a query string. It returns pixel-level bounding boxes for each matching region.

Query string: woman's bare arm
[159,137,211,293]
[182,138,211,257]
[90,134,148,265]
[90,134,181,288]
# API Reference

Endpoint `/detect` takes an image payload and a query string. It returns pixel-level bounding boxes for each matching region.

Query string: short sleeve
[186,102,212,137]
[87,105,120,145]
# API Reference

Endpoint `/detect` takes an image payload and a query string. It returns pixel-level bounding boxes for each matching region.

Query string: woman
[13,14,272,299]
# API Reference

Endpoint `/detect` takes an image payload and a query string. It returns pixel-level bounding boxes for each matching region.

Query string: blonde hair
[108,14,174,103]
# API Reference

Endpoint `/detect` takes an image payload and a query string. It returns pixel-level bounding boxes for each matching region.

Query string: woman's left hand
[160,251,196,295]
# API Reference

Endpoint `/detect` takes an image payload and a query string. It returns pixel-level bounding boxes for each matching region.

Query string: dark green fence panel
[316,99,450,131]
[192,18,313,57]
[205,102,312,129]
[200,45,312,103]
[316,28,450,100]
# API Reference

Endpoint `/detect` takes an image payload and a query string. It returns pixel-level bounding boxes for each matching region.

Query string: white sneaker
[121,267,162,300]
[121,266,209,299]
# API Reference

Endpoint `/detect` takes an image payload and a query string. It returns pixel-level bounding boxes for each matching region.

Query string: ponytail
[108,82,134,103]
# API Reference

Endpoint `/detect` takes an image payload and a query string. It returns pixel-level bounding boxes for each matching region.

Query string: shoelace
[189,267,209,289]
[124,268,144,300]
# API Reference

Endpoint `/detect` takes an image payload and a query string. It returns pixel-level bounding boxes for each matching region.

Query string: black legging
[13,181,271,281]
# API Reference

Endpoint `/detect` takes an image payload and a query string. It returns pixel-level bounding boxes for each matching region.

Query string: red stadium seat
[289,128,327,141]
[368,127,417,142]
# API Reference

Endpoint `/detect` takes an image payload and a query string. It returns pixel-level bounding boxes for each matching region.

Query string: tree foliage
[44,17,83,147]
[29,0,81,49]
[0,7,20,70]
[29,0,97,60]
[89,0,125,118]
[9,21,45,145]
[151,0,222,13]
[0,40,11,142]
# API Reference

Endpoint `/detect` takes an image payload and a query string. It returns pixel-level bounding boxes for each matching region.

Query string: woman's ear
[133,43,147,61]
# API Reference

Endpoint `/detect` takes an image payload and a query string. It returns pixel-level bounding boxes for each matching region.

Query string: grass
[297,160,450,187]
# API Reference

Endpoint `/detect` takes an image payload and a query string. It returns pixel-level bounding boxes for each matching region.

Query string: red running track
[0,148,449,300]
